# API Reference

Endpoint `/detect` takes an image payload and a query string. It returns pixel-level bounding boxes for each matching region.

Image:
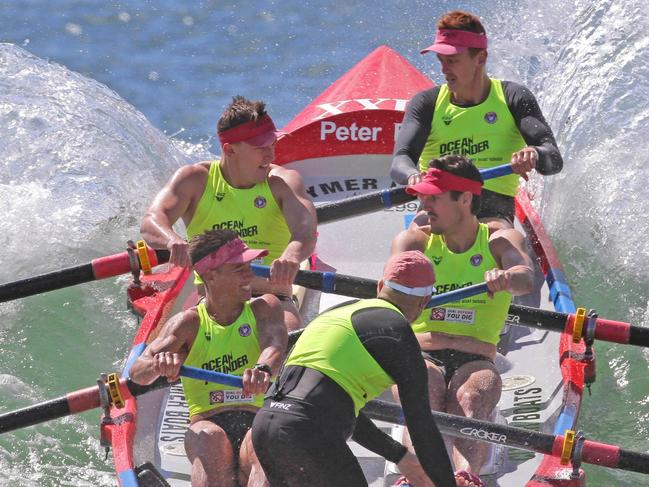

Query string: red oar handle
[0,247,170,303]
[594,317,649,347]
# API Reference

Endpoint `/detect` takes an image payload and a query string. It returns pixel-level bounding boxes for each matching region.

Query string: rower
[390,9,563,229]
[390,154,534,486]
[129,229,287,487]
[251,250,456,487]
[140,95,317,331]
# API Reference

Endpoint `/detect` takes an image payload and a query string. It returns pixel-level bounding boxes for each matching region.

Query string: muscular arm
[351,307,456,487]
[251,294,288,376]
[390,88,440,185]
[265,166,317,286]
[139,162,209,266]
[502,81,563,175]
[488,225,534,296]
[270,166,317,263]
[390,226,429,254]
[128,310,198,385]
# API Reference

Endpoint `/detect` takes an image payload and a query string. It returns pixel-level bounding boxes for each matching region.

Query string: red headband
[421,29,488,55]
[218,114,281,147]
[193,238,268,275]
[406,168,482,196]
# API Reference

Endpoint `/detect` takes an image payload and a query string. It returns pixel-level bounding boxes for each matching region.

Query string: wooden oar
[316,163,513,224]
[364,399,649,476]
[0,365,236,435]
[255,266,649,349]
[0,247,171,303]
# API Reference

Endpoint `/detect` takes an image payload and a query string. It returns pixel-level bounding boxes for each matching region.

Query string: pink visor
[193,238,268,275]
[421,29,488,55]
[218,114,283,147]
[406,168,482,196]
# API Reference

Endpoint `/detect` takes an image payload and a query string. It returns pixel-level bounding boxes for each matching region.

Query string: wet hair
[188,229,239,265]
[217,95,268,134]
[427,154,483,215]
[437,10,487,57]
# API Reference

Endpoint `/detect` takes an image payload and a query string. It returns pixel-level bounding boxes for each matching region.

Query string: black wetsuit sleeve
[351,306,456,487]
[502,80,563,175]
[390,88,441,185]
[351,411,407,464]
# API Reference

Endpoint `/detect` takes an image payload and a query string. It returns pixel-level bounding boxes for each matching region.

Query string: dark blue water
[2,1,649,485]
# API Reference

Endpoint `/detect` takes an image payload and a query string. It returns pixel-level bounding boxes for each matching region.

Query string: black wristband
[254,363,272,374]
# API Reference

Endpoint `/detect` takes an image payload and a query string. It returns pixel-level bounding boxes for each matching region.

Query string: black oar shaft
[0,264,95,303]
[363,399,556,455]
[0,395,74,434]
[288,268,649,348]
[0,378,169,435]
[364,400,649,475]
[316,187,414,224]
[0,249,170,303]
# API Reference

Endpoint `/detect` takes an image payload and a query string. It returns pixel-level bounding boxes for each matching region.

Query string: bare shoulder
[268,164,306,190]
[487,222,526,247]
[487,224,532,267]
[173,161,211,183]
[250,294,283,319]
[391,225,429,254]
[160,307,201,342]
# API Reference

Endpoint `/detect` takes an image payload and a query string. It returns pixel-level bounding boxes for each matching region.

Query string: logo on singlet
[484,112,497,124]
[442,115,453,126]
[215,192,225,201]
[470,254,483,266]
[432,256,443,265]
[239,324,252,337]
[254,196,267,208]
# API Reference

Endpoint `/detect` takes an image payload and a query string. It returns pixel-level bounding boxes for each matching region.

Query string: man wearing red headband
[140,96,317,331]
[130,229,287,487]
[390,155,534,486]
[390,10,563,227]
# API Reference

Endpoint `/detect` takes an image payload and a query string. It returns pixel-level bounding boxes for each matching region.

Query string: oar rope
[316,163,513,224]
[4,366,646,476]
[253,265,649,349]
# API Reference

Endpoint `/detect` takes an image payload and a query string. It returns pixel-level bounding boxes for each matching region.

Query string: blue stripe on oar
[480,164,513,180]
[380,188,392,208]
[322,271,335,293]
[425,283,489,308]
[251,264,270,279]
[180,365,243,388]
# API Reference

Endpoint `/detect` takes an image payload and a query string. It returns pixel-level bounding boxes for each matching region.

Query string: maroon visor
[421,29,488,55]
[218,114,283,147]
[193,238,268,275]
[406,168,482,196]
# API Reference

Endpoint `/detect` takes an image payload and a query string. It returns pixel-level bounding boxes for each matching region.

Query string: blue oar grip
[322,272,336,293]
[251,264,270,278]
[425,283,489,308]
[180,365,243,388]
[480,164,513,180]
[380,188,392,208]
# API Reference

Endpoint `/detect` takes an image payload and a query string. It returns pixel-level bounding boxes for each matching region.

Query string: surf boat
[101,45,591,487]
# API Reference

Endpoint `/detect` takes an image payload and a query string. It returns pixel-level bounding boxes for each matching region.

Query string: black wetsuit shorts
[422,349,494,385]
